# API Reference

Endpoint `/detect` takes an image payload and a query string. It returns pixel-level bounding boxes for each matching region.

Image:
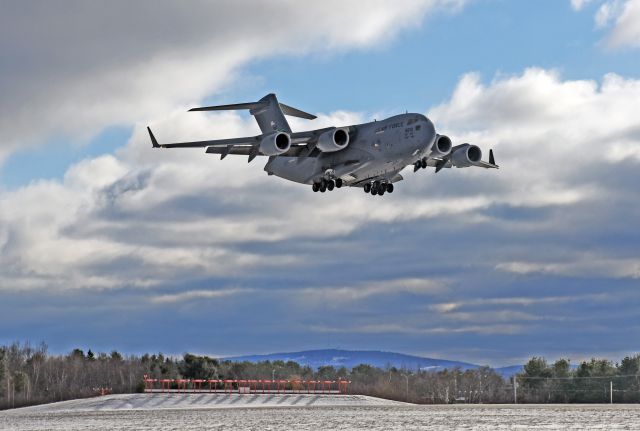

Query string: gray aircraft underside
[147,93,498,196]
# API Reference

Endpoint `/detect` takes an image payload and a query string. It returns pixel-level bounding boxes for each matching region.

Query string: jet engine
[316,128,350,153]
[451,144,482,167]
[430,135,452,157]
[259,131,291,156]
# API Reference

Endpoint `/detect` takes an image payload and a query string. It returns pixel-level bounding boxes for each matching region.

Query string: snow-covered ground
[2,395,640,430]
[3,393,404,413]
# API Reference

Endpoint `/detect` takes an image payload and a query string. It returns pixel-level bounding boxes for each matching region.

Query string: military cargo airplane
[147,93,498,196]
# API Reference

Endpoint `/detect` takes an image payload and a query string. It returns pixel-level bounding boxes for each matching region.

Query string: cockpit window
[415,125,421,131]
[407,117,418,125]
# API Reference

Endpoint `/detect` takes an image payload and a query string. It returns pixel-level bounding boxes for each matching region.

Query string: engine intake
[316,128,350,153]
[431,135,452,157]
[259,131,291,156]
[451,144,482,167]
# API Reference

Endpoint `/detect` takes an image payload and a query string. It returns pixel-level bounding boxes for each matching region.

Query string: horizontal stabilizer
[189,102,267,112]
[279,103,317,120]
[188,99,316,119]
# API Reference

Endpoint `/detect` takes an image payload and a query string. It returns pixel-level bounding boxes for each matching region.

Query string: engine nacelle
[259,131,291,156]
[316,128,350,153]
[430,134,452,157]
[451,144,482,167]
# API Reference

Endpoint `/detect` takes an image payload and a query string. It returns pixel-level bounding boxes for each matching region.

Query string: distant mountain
[225,349,480,373]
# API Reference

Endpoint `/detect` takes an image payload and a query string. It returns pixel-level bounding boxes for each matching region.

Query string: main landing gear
[312,178,343,193]
[364,181,393,197]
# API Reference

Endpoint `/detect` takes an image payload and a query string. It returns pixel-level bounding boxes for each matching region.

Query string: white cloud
[594,0,624,27]
[604,0,640,47]
[429,293,613,313]
[1,68,639,292]
[0,0,467,164]
[294,277,445,303]
[150,288,253,304]
[311,323,525,335]
[496,257,640,279]
[428,68,640,205]
[571,0,640,48]
[571,0,594,10]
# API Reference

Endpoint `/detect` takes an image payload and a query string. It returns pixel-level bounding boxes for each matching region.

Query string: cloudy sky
[1,0,639,366]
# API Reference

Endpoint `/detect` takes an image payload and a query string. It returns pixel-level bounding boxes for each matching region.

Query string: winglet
[147,127,160,148]
[489,149,496,165]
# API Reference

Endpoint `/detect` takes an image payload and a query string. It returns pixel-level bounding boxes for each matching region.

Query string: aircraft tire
[312,183,319,192]
[335,178,343,188]
[320,185,326,193]
[327,180,335,191]
[371,187,378,195]
[387,183,394,193]
[364,183,371,193]
[421,159,427,169]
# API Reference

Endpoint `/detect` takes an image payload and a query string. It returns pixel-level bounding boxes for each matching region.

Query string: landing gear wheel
[327,180,335,191]
[371,187,378,195]
[386,183,394,193]
[335,178,343,188]
[378,186,385,196]
[312,183,319,192]
[320,183,327,193]
[364,183,371,193]
[421,159,427,169]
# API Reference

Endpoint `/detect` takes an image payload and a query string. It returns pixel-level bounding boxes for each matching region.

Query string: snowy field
[2,394,640,430]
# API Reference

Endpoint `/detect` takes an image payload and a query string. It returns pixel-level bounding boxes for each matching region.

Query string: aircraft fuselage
[264,113,436,186]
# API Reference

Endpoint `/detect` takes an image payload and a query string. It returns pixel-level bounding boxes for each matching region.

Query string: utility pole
[272,369,276,382]
[513,376,517,404]
[610,381,613,404]
[402,374,409,402]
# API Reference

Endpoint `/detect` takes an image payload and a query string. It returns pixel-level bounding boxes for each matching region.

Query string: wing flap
[205,146,253,156]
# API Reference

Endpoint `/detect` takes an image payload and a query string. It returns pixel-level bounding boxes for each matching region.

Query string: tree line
[517,356,640,403]
[1,342,639,409]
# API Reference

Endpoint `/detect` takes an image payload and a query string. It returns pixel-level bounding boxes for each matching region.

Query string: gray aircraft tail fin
[189,93,316,134]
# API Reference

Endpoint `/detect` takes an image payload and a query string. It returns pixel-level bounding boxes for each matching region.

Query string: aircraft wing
[427,148,499,173]
[147,126,339,160]
[473,160,499,169]
[147,127,259,148]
